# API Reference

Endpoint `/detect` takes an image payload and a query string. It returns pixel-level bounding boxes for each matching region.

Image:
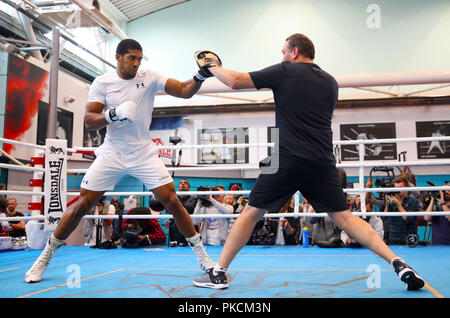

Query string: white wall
[119,0,450,106]
[126,0,450,78]
[149,104,450,178]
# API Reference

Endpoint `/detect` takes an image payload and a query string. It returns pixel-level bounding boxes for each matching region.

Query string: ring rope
[0,136,448,221]
[1,211,449,222]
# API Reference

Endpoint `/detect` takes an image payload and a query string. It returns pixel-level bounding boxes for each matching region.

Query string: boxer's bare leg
[328,210,396,263]
[54,189,105,240]
[151,182,196,238]
[217,204,266,269]
[152,182,215,271]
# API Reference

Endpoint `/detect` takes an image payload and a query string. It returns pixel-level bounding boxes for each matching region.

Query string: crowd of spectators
[1,173,449,250]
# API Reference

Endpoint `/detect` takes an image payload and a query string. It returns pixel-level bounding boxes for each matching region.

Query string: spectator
[349,196,361,212]
[308,204,343,247]
[384,176,420,245]
[165,179,197,246]
[273,199,300,245]
[6,198,26,238]
[365,178,391,240]
[110,197,123,242]
[84,199,115,246]
[0,198,10,236]
[229,196,248,232]
[223,194,236,230]
[223,195,235,210]
[424,184,450,245]
[399,169,421,203]
[248,217,276,245]
[121,207,166,247]
[341,201,384,247]
[193,185,233,246]
[111,197,124,213]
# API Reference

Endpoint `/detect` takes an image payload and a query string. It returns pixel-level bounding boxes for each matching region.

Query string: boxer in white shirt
[25,39,218,283]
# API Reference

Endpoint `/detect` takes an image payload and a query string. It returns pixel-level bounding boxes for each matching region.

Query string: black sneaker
[193,269,228,289]
[392,258,425,291]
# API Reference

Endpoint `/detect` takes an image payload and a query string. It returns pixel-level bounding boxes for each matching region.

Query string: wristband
[104,108,118,123]
[193,71,206,83]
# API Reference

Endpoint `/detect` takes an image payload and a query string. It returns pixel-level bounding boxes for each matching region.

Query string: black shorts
[249,155,348,213]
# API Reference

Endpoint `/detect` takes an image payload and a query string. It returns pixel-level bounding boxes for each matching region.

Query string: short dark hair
[0,198,8,212]
[394,176,410,187]
[116,39,142,56]
[286,33,315,59]
[180,179,190,186]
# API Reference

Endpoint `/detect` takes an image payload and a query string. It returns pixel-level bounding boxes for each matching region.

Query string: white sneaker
[24,240,58,283]
[189,242,216,271]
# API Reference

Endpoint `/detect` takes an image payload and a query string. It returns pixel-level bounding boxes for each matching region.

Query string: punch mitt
[193,50,222,82]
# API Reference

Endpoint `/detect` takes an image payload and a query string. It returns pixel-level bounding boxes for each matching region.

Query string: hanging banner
[44,139,67,232]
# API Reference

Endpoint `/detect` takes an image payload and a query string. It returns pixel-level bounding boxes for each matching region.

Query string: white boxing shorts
[81,144,173,191]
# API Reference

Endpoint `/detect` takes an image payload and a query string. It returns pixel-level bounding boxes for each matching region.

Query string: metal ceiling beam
[107,0,188,22]
[0,0,116,69]
[70,0,127,39]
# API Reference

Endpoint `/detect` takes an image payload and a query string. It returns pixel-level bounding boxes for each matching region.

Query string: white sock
[390,257,403,267]
[49,234,64,249]
[186,233,201,246]
[213,264,227,275]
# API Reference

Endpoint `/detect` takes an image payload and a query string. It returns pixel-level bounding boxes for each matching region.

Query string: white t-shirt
[0,212,10,232]
[205,218,220,246]
[87,69,167,154]
[124,196,137,212]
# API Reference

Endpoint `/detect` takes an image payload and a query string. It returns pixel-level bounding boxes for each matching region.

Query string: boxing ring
[0,136,449,302]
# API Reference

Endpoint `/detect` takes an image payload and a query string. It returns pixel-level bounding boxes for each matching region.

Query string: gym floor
[0,245,448,299]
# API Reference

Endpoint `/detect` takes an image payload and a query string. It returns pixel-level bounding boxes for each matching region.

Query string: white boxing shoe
[25,238,61,283]
[188,241,216,271]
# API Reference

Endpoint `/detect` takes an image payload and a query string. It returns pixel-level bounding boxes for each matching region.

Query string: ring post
[47,27,60,140]
[30,149,45,216]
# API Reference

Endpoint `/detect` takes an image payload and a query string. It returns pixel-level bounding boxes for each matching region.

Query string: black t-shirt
[249,62,338,163]
[8,211,26,237]
[178,196,197,214]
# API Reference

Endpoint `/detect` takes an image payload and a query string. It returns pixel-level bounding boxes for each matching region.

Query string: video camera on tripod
[369,166,396,198]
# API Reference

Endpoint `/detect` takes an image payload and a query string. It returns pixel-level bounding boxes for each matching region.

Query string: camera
[120,224,143,248]
[169,135,183,145]
[370,167,396,197]
[196,186,217,207]
[421,181,442,209]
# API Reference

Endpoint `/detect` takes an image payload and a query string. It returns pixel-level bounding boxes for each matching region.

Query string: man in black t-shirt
[165,179,197,246]
[193,33,424,291]
[7,198,26,237]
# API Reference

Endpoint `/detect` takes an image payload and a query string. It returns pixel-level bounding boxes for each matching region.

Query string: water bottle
[302,226,309,248]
